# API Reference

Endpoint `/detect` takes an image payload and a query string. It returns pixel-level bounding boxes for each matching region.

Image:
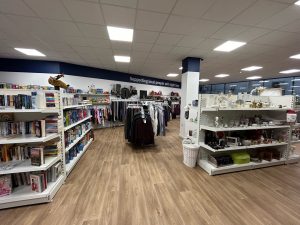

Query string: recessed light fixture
[279,83,289,86]
[215,74,230,78]
[179,66,183,70]
[107,26,133,42]
[290,53,300,59]
[246,76,262,80]
[230,84,237,87]
[167,73,179,77]
[259,80,269,83]
[241,66,263,71]
[252,84,261,87]
[292,78,300,81]
[295,0,300,5]
[199,79,209,82]
[214,41,246,52]
[279,69,300,74]
[114,55,130,63]
[14,48,46,57]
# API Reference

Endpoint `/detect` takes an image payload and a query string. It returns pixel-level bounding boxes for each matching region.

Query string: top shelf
[79,93,110,96]
[0,108,59,114]
[63,104,92,110]
[201,107,291,112]
[200,124,290,132]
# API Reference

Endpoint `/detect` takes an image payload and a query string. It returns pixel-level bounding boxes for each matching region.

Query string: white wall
[0,72,181,96]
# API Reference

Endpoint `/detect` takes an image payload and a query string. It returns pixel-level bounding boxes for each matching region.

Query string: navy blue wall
[0,58,181,88]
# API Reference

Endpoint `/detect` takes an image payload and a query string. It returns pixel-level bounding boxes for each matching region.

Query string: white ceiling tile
[132,43,153,51]
[163,15,224,37]
[156,33,183,45]
[135,10,168,31]
[151,44,173,53]
[252,31,300,47]
[257,6,300,29]
[24,0,72,20]
[77,23,108,38]
[232,0,289,26]
[0,0,35,16]
[172,0,214,18]
[131,51,149,61]
[62,0,105,24]
[102,4,136,27]
[100,0,137,8]
[138,0,177,13]
[111,42,132,51]
[211,24,248,39]
[45,20,82,36]
[0,14,17,30]
[233,27,271,42]
[134,30,159,43]
[203,0,256,22]
[7,15,54,36]
[71,46,94,54]
[86,38,111,48]
[63,37,89,46]
[169,46,192,57]
[279,19,300,32]
[176,36,205,47]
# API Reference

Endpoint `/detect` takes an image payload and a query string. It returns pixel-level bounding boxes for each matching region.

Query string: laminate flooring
[1,120,300,225]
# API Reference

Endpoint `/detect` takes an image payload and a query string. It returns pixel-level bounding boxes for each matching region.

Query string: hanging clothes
[89,106,112,128]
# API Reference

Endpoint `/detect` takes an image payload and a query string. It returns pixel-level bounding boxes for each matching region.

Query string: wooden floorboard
[0,119,300,225]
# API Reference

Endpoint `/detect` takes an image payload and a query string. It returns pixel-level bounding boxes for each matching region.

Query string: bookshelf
[61,93,93,177]
[0,90,65,209]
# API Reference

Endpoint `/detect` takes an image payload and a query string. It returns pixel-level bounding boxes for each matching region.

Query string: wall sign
[0,58,181,89]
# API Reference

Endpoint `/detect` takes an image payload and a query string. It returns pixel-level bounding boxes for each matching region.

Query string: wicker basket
[183,143,199,168]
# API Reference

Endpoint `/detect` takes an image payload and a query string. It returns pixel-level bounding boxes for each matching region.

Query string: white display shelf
[0,133,59,145]
[0,108,59,113]
[0,157,61,175]
[63,104,91,110]
[66,138,93,176]
[198,158,286,175]
[200,125,290,132]
[201,107,290,112]
[291,140,300,144]
[199,142,288,153]
[65,128,91,152]
[64,116,92,131]
[79,93,110,96]
[0,175,64,209]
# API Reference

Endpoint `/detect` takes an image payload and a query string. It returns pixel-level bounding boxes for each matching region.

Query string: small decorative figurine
[48,74,69,90]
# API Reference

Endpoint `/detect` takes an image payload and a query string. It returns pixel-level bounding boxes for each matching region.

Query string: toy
[48,74,69,90]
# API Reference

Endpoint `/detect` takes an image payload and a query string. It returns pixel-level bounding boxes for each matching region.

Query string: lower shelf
[0,174,64,209]
[287,154,300,164]
[66,139,93,176]
[198,158,286,175]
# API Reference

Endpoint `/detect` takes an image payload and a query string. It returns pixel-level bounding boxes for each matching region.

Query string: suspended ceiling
[0,0,300,83]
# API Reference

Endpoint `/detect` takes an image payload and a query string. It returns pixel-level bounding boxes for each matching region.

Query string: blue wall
[0,58,181,88]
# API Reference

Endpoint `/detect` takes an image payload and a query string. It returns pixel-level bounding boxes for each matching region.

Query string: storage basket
[182,143,199,168]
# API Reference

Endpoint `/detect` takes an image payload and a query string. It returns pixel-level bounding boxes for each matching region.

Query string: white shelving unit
[64,116,92,131]
[0,157,61,175]
[66,138,93,176]
[196,94,300,175]
[62,92,93,177]
[0,133,59,145]
[0,90,65,209]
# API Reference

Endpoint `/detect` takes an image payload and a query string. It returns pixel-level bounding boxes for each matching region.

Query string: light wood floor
[1,120,300,225]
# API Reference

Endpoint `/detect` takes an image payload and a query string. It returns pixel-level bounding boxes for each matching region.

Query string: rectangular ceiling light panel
[15,48,46,57]
[114,55,130,63]
[241,66,262,71]
[107,26,133,42]
[279,69,300,74]
[214,41,246,52]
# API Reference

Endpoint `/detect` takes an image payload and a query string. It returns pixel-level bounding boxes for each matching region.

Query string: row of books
[0,120,46,137]
[0,161,62,197]
[0,83,54,90]
[45,115,59,133]
[0,142,60,165]
[65,121,91,148]
[0,92,59,110]
[65,132,92,164]
[64,109,89,127]
[62,96,80,107]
